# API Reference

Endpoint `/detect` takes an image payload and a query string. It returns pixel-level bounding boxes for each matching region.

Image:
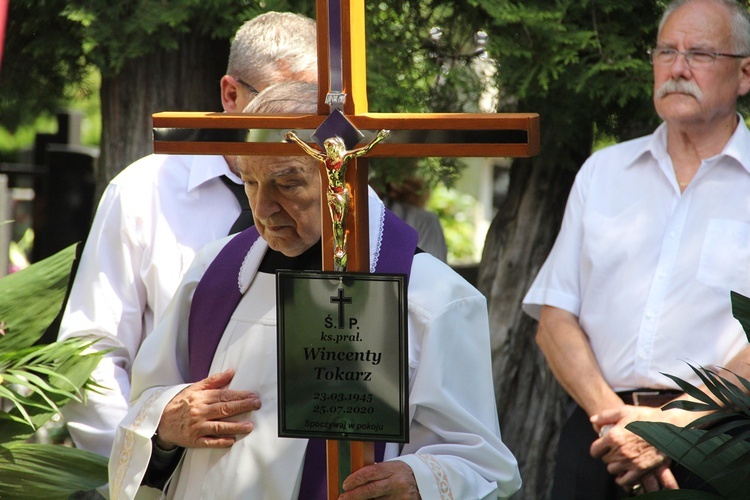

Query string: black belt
[617,390,683,407]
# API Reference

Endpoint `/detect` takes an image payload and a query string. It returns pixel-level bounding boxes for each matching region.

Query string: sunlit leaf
[0,245,76,352]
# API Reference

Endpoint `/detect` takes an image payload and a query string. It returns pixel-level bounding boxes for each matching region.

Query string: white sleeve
[58,181,147,458]
[394,260,522,499]
[108,249,215,500]
[108,385,187,500]
[522,160,593,320]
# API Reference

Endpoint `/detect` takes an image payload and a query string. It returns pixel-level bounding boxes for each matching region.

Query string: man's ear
[738,58,750,97]
[220,75,242,112]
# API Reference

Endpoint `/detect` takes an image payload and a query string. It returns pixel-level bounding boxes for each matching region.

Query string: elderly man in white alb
[108,81,522,500]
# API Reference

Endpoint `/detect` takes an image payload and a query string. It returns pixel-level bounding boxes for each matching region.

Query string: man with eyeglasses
[56,11,317,494]
[523,0,750,497]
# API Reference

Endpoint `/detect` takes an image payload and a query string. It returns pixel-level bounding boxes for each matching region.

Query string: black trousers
[551,403,719,499]
[551,404,623,499]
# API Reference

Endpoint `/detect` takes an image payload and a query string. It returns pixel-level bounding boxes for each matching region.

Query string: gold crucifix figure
[285,129,390,271]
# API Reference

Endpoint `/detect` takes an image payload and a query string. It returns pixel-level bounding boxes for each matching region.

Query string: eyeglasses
[234,77,260,95]
[648,47,750,68]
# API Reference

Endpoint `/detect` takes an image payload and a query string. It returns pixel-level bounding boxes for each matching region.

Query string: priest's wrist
[152,429,178,452]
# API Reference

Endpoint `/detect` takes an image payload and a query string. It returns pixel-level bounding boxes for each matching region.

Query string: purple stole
[187,209,418,499]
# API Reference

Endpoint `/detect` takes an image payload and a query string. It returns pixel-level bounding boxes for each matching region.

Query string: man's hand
[590,406,678,493]
[154,369,261,450]
[339,461,420,499]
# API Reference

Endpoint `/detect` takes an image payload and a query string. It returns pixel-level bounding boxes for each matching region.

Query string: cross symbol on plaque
[330,287,353,329]
[150,0,539,497]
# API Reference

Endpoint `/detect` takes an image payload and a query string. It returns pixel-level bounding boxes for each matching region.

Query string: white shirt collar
[186,155,237,193]
[640,114,750,174]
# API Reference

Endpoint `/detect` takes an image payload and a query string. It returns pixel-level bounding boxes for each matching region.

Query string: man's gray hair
[228,12,318,90]
[659,0,750,53]
[243,81,318,115]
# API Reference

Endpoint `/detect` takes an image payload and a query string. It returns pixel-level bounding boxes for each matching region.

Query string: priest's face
[238,155,322,256]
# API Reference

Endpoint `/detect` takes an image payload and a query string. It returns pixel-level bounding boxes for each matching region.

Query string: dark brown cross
[151,1,539,497]
[330,288,352,329]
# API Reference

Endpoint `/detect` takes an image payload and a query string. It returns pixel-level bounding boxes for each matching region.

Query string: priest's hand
[339,461,420,499]
[590,405,678,493]
[153,369,261,450]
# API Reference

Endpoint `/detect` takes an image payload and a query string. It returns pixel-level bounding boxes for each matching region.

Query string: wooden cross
[151,0,539,497]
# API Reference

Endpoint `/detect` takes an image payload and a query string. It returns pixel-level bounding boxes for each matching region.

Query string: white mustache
[655,79,703,100]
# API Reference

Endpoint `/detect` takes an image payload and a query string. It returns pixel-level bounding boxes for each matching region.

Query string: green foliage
[477,0,657,102]
[365,1,490,190]
[0,0,90,131]
[428,185,479,263]
[3,0,668,170]
[731,291,750,340]
[0,337,103,440]
[0,245,108,494]
[474,0,663,154]
[62,0,314,76]
[627,421,746,499]
[0,0,314,131]
[0,70,101,163]
[0,443,108,500]
[0,246,76,353]
[627,292,750,499]
[0,117,55,163]
[366,1,487,114]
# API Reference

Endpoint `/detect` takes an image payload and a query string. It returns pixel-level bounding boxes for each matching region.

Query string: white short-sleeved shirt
[523,119,750,392]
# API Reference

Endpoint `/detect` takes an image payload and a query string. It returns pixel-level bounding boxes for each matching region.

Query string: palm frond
[0,245,108,492]
[627,422,750,498]
[0,337,103,431]
[0,443,107,499]
[730,291,750,342]
[630,290,750,497]
[0,245,77,352]
[661,370,719,407]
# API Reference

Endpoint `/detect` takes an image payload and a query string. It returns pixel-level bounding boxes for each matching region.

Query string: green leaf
[661,371,719,407]
[704,428,750,462]
[0,385,34,427]
[0,245,76,352]
[731,291,750,342]
[663,400,716,413]
[0,373,61,415]
[0,334,104,443]
[628,422,750,498]
[0,443,107,499]
[0,350,104,445]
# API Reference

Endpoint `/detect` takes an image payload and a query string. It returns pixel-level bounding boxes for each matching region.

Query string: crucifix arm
[285,131,327,161]
[345,129,390,161]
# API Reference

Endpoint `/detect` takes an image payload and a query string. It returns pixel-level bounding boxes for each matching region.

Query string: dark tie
[220,175,254,234]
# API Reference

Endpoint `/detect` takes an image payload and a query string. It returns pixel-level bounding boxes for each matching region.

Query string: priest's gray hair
[227,12,318,91]
[659,0,750,54]
[242,81,318,115]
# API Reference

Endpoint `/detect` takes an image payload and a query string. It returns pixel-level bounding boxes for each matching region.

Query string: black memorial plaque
[277,271,408,443]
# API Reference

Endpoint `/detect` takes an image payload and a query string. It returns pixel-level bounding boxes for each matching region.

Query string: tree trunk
[478,112,592,499]
[98,33,229,197]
